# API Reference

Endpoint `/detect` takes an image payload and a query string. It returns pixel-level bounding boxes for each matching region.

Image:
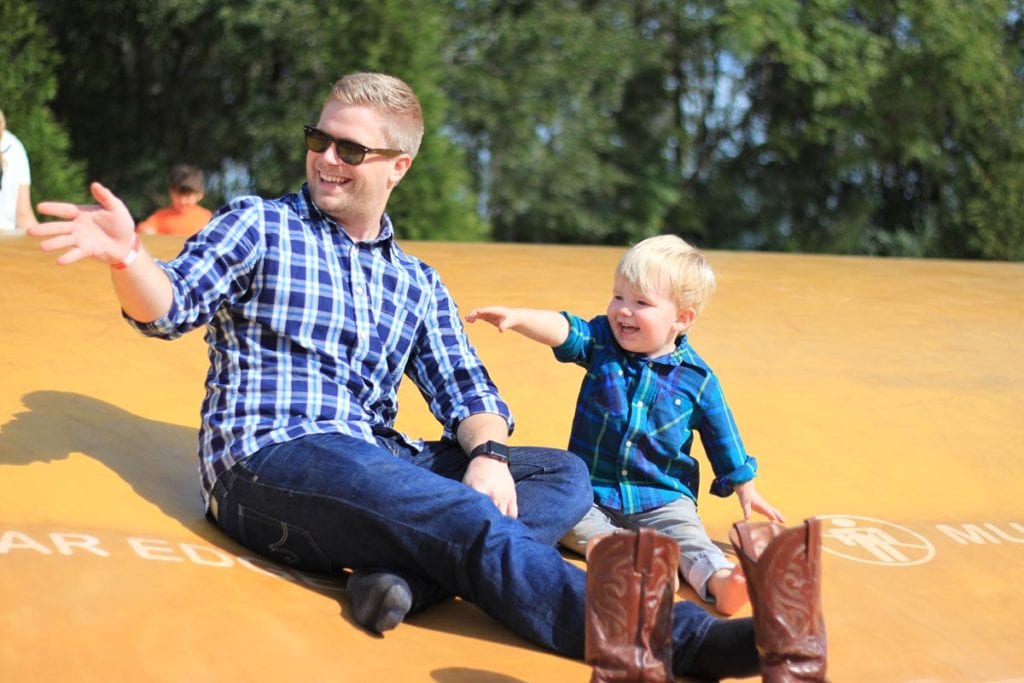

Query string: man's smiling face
[305,100,410,240]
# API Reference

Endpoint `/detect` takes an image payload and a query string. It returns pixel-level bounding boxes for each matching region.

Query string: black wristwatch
[469,440,510,465]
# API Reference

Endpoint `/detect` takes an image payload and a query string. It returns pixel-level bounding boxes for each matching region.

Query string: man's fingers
[28,220,72,237]
[55,246,86,266]
[40,234,78,252]
[37,182,120,221]
[35,202,80,221]
[488,489,518,518]
[89,181,117,208]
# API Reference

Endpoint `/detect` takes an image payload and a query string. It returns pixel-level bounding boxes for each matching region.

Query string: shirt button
[624,440,632,448]
[674,399,681,406]
[355,286,365,295]
[621,469,628,477]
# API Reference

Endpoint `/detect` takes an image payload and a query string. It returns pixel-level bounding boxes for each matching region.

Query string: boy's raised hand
[30,182,138,267]
[466,306,518,332]
[467,306,570,348]
[734,480,785,524]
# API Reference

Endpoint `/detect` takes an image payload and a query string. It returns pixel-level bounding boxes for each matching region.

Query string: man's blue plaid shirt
[553,312,757,514]
[128,185,511,508]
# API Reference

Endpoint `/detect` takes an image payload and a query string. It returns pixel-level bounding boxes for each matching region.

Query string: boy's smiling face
[606,275,695,358]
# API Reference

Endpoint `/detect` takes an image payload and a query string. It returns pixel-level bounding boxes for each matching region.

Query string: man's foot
[680,616,759,679]
[346,570,413,634]
[708,565,749,616]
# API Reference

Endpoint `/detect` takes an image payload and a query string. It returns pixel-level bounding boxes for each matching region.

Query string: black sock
[346,570,414,634]
[679,617,760,680]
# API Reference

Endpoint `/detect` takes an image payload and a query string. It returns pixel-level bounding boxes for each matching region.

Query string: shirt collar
[643,333,692,366]
[665,335,691,364]
[300,183,396,258]
[625,334,690,366]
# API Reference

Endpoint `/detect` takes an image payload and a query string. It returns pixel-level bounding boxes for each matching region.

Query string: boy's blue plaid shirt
[554,312,757,514]
[127,185,511,508]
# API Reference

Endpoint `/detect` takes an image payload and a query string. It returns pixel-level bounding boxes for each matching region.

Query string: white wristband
[112,235,142,270]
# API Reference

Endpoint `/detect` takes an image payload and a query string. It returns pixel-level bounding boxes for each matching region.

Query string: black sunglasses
[303,125,404,165]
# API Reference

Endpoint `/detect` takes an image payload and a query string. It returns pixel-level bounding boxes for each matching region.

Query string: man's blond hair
[329,73,424,158]
[616,234,717,314]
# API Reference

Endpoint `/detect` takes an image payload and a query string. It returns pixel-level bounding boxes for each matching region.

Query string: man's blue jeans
[208,431,714,667]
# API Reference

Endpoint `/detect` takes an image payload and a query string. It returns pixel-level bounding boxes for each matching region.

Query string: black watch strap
[469,440,510,465]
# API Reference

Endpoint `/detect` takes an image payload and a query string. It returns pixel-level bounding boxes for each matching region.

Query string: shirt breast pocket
[644,388,701,494]
[647,388,696,447]
[375,297,419,349]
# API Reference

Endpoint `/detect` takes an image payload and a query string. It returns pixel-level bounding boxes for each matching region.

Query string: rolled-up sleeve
[552,311,594,366]
[125,198,265,339]
[404,269,512,438]
[698,374,758,497]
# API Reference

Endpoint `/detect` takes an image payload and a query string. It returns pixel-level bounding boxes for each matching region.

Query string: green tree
[28,0,1024,257]
[719,0,1024,259]
[606,0,779,249]
[445,0,642,243]
[339,0,485,240]
[714,0,889,252]
[0,0,85,208]
[36,0,483,239]
[38,0,347,216]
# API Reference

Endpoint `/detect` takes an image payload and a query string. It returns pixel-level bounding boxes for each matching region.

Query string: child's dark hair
[170,164,205,194]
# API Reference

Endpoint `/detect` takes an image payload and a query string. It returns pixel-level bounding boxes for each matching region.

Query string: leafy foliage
[714,0,1024,258]
[13,0,1024,259]
[0,0,85,206]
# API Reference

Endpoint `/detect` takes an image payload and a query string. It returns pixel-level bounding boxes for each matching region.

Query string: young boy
[467,234,784,615]
[137,164,213,236]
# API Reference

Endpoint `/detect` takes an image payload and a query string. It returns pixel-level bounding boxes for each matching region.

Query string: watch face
[472,440,509,462]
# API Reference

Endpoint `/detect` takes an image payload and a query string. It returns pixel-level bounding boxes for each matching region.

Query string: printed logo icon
[819,514,935,566]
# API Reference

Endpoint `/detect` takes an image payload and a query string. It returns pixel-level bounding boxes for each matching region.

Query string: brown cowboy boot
[729,518,828,682]
[585,528,678,683]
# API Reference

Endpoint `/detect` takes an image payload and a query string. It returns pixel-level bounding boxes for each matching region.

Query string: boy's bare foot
[708,565,749,616]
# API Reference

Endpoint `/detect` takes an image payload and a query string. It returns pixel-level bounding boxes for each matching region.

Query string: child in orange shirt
[138,164,212,236]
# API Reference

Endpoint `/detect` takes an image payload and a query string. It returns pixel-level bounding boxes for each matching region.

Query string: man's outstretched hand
[30,182,137,266]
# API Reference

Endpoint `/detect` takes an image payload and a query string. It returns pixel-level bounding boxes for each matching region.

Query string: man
[28,72,756,679]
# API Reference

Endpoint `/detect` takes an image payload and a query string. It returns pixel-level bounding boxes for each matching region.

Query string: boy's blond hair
[329,72,424,159]
[616,234,716,314]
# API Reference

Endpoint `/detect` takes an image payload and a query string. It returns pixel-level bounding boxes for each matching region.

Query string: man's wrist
[469,440,510,465]
[112,234,142,270]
